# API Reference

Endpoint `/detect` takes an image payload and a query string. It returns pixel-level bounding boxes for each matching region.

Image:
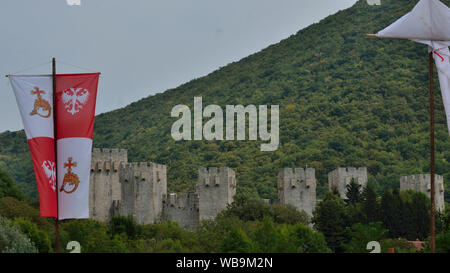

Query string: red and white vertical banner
[56,73,99,220]
[9,76,57,217]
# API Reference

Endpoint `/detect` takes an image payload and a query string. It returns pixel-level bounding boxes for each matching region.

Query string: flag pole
[367,34,436,253]
[52,57,60,253]
[429,52,436,254]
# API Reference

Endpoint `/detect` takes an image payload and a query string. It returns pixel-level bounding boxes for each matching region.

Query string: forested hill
[1,0,449,201]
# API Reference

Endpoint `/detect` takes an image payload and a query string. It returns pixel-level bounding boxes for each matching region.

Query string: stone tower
[400,174,445,212]
[277,168,316,216]
[89,148,128,222]
[328,167,368,199]
[162,192,200,230]
[116,162,167,224]
[196,167,237,220]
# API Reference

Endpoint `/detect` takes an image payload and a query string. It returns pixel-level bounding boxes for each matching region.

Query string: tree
[408,191,429,240]
[435,230,450,253]
[0,169,24,200]
[251,217,290,253]
[13,217,53,253]
[219,226,253,253]
[109,215,142,239]
[312,192,349,252]
[221,196,271,222]
[345,179,362,205]
[0,215,37,253]
[0,197,53,233]
[342,222,388,253]
[381,189,403,238]
[362,184,379,223]
[63,219,127,253]
[381,189,430,240]
[222,195,309,225]
[288,223,331,253]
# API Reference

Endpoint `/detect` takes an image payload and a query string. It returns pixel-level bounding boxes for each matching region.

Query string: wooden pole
[367,33,437,253]
[52,57,60,253]
[429,52,436,253]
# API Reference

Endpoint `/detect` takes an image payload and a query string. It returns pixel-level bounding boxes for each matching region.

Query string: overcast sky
[0,0,358,132]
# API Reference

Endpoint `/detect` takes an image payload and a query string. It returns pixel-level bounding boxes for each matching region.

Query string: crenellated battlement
[161,192,200,229]
[89,148,128,222]
[196,167,236,220]
[163,193,199,209]
[278,168,317,216]
[92,148,128,163]
[328,167,368,199]
[400,174,445,212]
[89,148,446,229]
[197,167,236,188]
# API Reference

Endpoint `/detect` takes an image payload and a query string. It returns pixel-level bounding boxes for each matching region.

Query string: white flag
[55,73,100,220]
[376,0,450,41]
[9,73,100,220]
[375,0,450,134]
[432,47,450,134]
[9,76,57,217]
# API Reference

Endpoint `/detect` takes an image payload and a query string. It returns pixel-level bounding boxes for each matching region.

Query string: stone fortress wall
[277,168,316,216]
[89,148,445,229]
[400,174,445,212]
[328,167,368,199]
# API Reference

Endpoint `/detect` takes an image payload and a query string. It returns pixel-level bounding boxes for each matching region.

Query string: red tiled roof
[408,239,425,251]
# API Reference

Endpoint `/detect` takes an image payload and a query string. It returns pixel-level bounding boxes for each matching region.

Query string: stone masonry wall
[328,167,368,199]
[89,148,127,222]
[117,162,167,224]
[400,174,445,212]
[162,192,200,230]
[277,168,316,216]
[196,167,237,220]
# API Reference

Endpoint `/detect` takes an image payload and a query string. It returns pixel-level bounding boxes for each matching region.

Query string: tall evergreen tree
[312,192,349,253]
[409,191,430,240]
[362,185,379,223]
[345,179,362,205]
[381,189,431,240]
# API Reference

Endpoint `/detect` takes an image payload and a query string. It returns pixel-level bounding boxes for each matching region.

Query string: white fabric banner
[377,0,450,41]
[57,137,93,220]
[375,0,450,134]
[9,76,54,139]
[432,47,450,134]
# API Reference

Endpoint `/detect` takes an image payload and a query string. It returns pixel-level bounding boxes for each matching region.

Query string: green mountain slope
[1,0,449,201]
[0,169,23,200]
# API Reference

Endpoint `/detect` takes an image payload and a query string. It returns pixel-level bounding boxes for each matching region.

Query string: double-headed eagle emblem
[41,160,56,192]
[62,88,89,115]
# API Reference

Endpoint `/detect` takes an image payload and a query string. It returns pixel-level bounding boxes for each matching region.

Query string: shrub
[0,215,37,253]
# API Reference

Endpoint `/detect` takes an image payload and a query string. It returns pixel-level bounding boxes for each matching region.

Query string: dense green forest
[1,171,450,253]
[0,0,449,202]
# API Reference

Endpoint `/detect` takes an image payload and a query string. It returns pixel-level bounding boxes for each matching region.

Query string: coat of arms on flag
[30,86,52,118]
[60,157,79,194]
[42,160,56,192]
[8,70,100,220]
[62,88,90,115]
